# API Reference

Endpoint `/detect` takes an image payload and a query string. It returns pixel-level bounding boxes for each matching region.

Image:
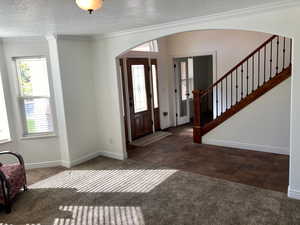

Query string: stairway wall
[203,77,291,155]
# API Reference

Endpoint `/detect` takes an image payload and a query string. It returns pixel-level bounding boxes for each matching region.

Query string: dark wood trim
[201,65,291,136]
[126,58,153,140]
[193,90,202,143]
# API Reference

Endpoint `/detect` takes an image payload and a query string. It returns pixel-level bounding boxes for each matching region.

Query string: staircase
[193,35,292,143]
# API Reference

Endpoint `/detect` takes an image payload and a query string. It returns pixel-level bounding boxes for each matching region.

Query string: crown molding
[0,36,47,43]
[56,35,93,41]
[93,0,300,40]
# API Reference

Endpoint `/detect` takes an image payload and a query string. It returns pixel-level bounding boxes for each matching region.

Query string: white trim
[61,150,126,168]
[204,138,289,155]
[173,51,217,126]
[61,151,101,168]
[93,0,300,40]
[288,186,300,200]
[98,150,127,160]
[0,139,12,145]
[20,133,57,140]
[25,160,61,169]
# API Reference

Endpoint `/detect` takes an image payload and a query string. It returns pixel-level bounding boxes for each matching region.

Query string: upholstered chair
[0,151,27,213]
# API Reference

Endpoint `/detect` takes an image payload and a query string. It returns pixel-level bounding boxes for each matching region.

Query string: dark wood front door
[127,58,153,139]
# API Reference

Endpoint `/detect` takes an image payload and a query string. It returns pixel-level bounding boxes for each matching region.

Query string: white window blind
[0,73,10,142]
[15,57,54,136]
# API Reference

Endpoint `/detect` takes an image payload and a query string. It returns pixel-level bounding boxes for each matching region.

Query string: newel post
[193,90,202,144]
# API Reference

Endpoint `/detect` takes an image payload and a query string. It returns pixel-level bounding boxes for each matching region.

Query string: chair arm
[0,151,24,166]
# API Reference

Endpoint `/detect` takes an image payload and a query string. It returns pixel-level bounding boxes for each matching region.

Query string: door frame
[174,57,191,125]
[172,51,218,126]
[118,56,161,142]
[127,58,153,139]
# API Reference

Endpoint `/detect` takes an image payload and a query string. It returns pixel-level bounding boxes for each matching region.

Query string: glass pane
[179,61,188,117]
[23,98,54,134]
[16,58,50,97]
[131,65,148,113]
[131,40,159,52]
[180,61,187,101]
[188,58,194,99]
[152,65,159,108]
[0,75,10,141]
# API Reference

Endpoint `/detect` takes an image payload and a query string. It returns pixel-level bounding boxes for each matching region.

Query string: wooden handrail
[193,34,292,144]
[200,35,278,97]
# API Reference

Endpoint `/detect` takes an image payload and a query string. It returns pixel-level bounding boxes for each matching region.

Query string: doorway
[121,58,160,141]
[174,55,214,126]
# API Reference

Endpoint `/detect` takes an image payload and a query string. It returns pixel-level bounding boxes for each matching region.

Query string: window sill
[0,139,12,145]
[20,133,57,141]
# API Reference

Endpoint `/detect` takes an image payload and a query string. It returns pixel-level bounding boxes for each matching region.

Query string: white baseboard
[98,151,126,160]
[25,160,61,169]
[288,186,300,200]
[25,151,126,169]
[203,138,289,155]
[69,151,103,167]
[62,150,126,168]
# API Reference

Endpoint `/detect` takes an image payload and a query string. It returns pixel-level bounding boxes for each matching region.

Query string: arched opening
[116,29,292,193]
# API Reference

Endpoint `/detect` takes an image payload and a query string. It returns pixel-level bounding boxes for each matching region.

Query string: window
[131,40,159,52]
[151,64,159,108]
[131,65,148,113]
[0,74,10,142]
[15,57,54,136]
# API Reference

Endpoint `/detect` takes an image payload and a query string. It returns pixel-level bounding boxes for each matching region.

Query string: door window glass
[151,65,159,108]
[131,65,148,113]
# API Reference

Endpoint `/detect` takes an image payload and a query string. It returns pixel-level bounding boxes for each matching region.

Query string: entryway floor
[127,124,289,193]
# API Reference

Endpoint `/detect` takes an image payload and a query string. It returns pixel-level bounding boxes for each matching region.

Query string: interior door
[151,59,160,131]
[174,58,190,125]
[127,58,153,139]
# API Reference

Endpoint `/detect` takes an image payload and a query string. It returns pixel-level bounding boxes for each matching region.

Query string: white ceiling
[0,0,285,37]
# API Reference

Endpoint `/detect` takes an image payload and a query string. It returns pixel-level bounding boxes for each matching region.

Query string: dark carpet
[0,156,300,225]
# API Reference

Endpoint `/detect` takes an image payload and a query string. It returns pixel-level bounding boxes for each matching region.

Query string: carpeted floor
[1,156,300,225]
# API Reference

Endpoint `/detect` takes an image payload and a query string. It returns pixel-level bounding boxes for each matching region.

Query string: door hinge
[152,120,154,125]
[174,64,176,68]
[176,113,178,117]
[174,89,177,93]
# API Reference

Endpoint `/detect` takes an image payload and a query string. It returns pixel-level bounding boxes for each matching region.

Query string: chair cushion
[0,164,25,204]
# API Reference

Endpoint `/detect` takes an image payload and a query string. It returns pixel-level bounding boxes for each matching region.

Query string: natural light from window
[15,57,54,136]
[30,169,177,193]
[0,73,10,142]
[131,65,148,113]
[131,40,159,52]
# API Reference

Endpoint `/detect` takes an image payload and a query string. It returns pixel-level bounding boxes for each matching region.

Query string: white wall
[90,4,300,198]
[203,78,291,154]
[164,30,291,155]
[0,38,61,167]
[56,37,99,165]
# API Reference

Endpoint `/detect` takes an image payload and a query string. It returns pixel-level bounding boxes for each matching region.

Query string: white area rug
[131,131,172,147]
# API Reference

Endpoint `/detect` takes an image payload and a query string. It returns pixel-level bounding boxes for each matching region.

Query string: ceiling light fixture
[76,0,103,14]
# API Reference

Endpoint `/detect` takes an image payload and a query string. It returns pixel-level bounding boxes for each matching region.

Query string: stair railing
[193,35,292,143]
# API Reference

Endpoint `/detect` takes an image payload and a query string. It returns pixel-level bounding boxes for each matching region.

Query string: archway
[115,29,292,193]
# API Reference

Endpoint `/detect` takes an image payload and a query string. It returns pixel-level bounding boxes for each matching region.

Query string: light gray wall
[0,38,61,167]
[57,38,99,163]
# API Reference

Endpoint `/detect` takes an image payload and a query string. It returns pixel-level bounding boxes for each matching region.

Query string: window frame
[14,56,56,138]
[0,73,11,143]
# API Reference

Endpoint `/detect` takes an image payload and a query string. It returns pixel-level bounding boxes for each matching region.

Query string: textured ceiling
[0,0,285,37]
